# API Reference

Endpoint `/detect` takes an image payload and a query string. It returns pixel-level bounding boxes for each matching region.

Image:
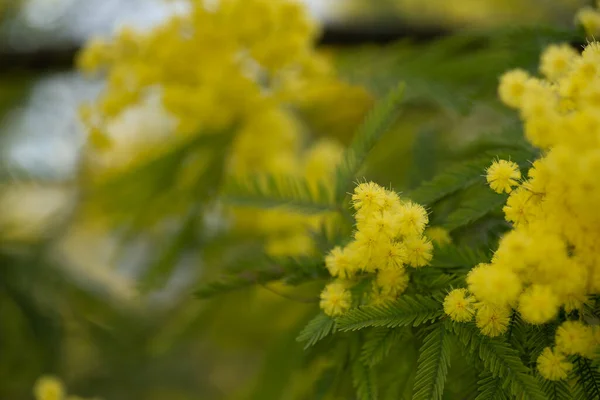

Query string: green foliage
[442,188,508,231]
[221,173,339,214]
[360,327,405,366]
[296,313,337,349]
[195,255,327,298]
[352,356,379,400]
[336,294,443,331]
[540,378,573,400]
[573,357,600,400]
[449,322,547,400]
[428,244,490,271]
[475,373,510,400]
[412,323,451,400]
[335,83,406,201]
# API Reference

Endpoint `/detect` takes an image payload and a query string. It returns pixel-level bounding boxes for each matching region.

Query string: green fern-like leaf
[573,356,600,400]
[296,313,336,349]
[449,322,546,400]
[352,356,379,400]
[195,255,327,298]
[540,377,573,400]
[409,156,495,206]
[361,327,405,366]
[336,294,443,331]
[429,244,490,271]
[221,173,340,214]
[335,83,406,201]
[442,188,508,232]
[474,373,510,400]
[413,323,452,400]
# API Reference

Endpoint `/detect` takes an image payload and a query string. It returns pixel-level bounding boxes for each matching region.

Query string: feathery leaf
[195,255,327,298]
[361,327,405,367]
[336,294,443,331]
[474,373,510,400]
[573,356,600,400]
[296,313,337,349]
[442,189,508,232]
[352,356,379,400]
[413,323,452,400]
[540,378,573,400]
[449,322,546,400]
[335,83,406,201]
[221,173,339,214]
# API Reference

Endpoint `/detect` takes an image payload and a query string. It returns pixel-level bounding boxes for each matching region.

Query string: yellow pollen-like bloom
[498,69,530,108]
[540,44,578,82]
[352,182,386,212]
[403,236,433,268]
[486,159,521,194]
[320,281,352,317]
[319,181,432,316]
[33,376,65,400]
[325,246,358,279]
[376,267,409,297]
[576,7,600,37]
[475,303,511,337]
[555,320,596,357]
[443,289,476,322]
[537,347,573,381]
[425,226,452,246]
[467,264,522,307]
[396,201,429,237]
[518,285,560,325]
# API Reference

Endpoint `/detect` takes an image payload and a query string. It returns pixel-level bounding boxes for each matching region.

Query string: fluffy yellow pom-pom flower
[498,69,530,108]
[555,321,596,357]
[320,281,352,317]
[396,201,428,237]
[537,347,573,381]
[351,182,385,212]
[467,264,522,307]
[540,44,578,82]
[486,159,521,194]
[443,289,476,322]
[576,7,600,37]
[375,267,409,297]
[34,376,65,400]
[475,303,511,337]
[518,285,560,324]
[425,226,451,246]
[403,236,433,268]
[325,246,358,279]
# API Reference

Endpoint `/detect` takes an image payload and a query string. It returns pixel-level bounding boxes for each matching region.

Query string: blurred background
[0,0,589,399]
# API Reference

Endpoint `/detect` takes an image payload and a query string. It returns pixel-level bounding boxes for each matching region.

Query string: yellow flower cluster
[33,376,97,400]
[77,0,371,256]
[447,41,600,364]
[320,182,433,316]
[576,1,600,37]
[537,320,600,380]
[77,0,369,179]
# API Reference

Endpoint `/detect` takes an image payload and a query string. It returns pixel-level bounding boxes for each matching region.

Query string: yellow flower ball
[34,376,65,400]
[402,236,433,268]
[443,289,476,322]
[320,281,352,317]
[467,263,522,307]
[555,321,596,357]
[498,69,530,108]
[518,285,560,325]
[486,159,521,194]
[475,303,511,337]
[537,347,573,381]
[540,44,578,82]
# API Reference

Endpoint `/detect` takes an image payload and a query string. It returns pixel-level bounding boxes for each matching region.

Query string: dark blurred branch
[0,22,451,73]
